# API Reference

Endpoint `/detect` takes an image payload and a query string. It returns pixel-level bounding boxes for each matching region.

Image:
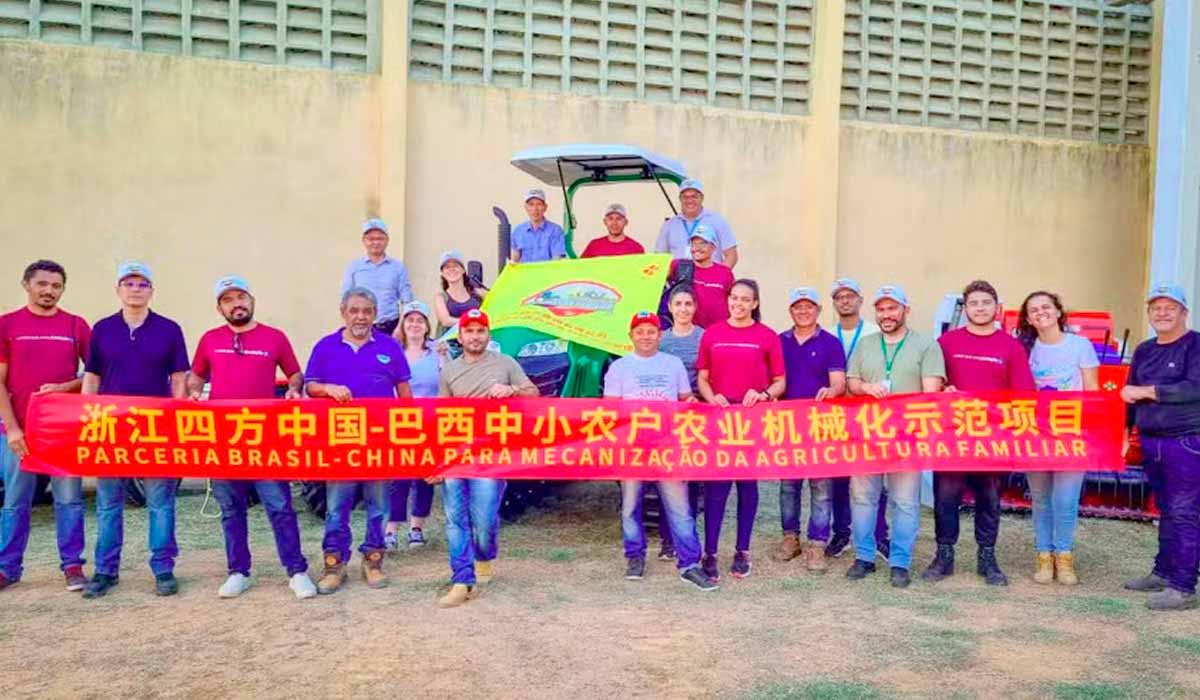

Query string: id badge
[881,379,892,393]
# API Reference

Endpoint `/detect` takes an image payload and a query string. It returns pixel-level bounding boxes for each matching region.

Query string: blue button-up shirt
[511,219,567,263]
[341,256,414,323]
[654,209,738,263]
[305,329,412,399]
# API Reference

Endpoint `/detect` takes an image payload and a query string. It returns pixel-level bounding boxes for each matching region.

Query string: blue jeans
[322,480,389,562]
[850,472,921,569]
[0,440,85,580]
[1142,435,1200,594]
[212,479,307,576]
[443,478,505,585]
[389,479,435,522]
[621,480,701,570]
[779,478,833,542]
[94,477,178,576]
[1026,470,1085,553]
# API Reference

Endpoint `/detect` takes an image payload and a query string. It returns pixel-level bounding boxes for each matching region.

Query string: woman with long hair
[386,301,442,549]
[1018,290,1099,585]
[695,279,786,580]
[433,250,486,336]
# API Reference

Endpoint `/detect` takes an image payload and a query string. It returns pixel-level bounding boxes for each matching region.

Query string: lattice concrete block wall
[0,0,377,71]
[409,0,815,115]
[841,0,1153,144]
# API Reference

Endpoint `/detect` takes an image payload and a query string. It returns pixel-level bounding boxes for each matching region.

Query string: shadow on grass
[741,679,886,700]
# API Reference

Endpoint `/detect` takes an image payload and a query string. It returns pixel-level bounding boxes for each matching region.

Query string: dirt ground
[3,481,1199,700]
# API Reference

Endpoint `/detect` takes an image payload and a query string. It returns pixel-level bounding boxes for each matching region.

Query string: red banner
[22,391,1124,481]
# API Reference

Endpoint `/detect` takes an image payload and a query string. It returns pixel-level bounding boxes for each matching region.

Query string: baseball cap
[831,277,863,298]
[690,224,718,246]
[873,284,909,306]
[524,188,547,203]
[629,311,661,331]
[439,250,465,269]
[401,300,433,324]
[604,203,628,218]
[362,218,388,235]
[1147,282,1189,310]
[679,178,704,195]
[116,261,153,284]
[458,308,490,330]
[788,287,821,307]
[213,275,251,300]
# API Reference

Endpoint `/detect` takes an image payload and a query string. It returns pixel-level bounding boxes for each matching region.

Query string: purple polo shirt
[85,310,190,397]
[304,329,412,399]
[779,326,846,400]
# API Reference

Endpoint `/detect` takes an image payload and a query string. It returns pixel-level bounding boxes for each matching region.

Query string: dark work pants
[832,477,889,542]
[933,472,1001,547]
[1142,435,1200,594]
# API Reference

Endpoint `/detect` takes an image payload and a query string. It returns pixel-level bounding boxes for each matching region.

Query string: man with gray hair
[304,287,412,595]
[341,218,413,336]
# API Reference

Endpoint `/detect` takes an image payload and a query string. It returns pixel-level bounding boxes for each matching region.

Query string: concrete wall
[0,40,379,357]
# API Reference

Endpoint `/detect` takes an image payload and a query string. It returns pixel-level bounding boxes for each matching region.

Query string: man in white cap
[186,276,317,600]
[580,203,645,258]
[654,179,739,269]
[510,189,566,263]
[341,218,414,336]
[845,284,945,589]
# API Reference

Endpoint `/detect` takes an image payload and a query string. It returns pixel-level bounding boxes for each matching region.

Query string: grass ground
[3,480,1197,699]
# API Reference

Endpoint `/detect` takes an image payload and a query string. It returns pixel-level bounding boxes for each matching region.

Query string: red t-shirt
[0,307,90,430]
[696,320,785,401]
[191,323,301,400]
[580,235,645,258]
[937,328,1036,391]
[670,259,733,329]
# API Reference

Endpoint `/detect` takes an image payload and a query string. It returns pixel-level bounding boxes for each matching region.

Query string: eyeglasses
[232,333,245,356]
[120,280,152,290]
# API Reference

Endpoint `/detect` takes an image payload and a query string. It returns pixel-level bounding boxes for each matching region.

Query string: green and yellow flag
[481,254,671,355]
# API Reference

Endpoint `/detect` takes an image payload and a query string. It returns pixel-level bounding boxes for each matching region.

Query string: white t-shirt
[603,351,692,401]
[1029,333,1100,391]
[835,319,880,360]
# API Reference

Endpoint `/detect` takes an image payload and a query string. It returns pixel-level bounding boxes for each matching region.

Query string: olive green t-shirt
[438,350,537,399]
[847,329,946,394]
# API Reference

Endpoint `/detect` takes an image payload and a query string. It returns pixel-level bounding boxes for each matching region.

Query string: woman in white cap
[385,300,442,549]
[433,251,487,337]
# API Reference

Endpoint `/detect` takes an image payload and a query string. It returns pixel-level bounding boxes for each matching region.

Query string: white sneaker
[289,573,317,600]
[218,572,252,598]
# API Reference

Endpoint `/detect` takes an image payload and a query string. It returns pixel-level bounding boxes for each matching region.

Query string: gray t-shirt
[439,351,536,398]
[658,327,704,392]
[848,329,946,394]
[603,351,692,401]
[1029,334,1099,391]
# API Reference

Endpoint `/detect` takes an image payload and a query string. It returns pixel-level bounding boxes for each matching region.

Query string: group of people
[2,177,1199,612]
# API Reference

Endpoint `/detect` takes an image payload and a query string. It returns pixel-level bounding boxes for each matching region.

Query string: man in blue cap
[341,217,414,336]
[187,275,316,600]
[654,179,739,269]
[510,189,567,263]
[82,262,190,598]
[1122,283,1200,610]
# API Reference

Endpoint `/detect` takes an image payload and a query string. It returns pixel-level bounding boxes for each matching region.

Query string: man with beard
[654,179,739,268]
[305,287,412,594]
[846,285,945,588]
[923,280,1034,586]
[0,260,90,592]
[187,276,317,599]
[434,309,538,607]
[82,262,190,598]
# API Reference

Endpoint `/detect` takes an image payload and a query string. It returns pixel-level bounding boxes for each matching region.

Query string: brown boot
[361,549,388,589]
[316,553,347,594]
[770,533,802,562]
[1033,552,1054,584]
[1055,552,1079,586]
[804,542,829,573]
[438,583,477,608]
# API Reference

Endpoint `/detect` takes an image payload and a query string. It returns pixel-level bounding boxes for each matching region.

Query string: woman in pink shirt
[696,279,786,580]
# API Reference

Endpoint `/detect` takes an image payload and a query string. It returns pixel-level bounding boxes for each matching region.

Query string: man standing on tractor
[580,203,645,258]
[305,287,412,595]
[511,189,567,263]
[435,309,539,607]
[341,218,414,336]
[187,275,317,600]
[923,280,1035,587]
[0,260,90,592]
[655,178,739,269]
[1121,284,1200,611]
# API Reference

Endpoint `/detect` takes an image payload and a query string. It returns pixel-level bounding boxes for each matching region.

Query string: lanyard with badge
[880,331,909,392]
[837,320,864,360]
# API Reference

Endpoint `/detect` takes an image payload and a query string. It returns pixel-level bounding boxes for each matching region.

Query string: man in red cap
[432,309,538,607]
